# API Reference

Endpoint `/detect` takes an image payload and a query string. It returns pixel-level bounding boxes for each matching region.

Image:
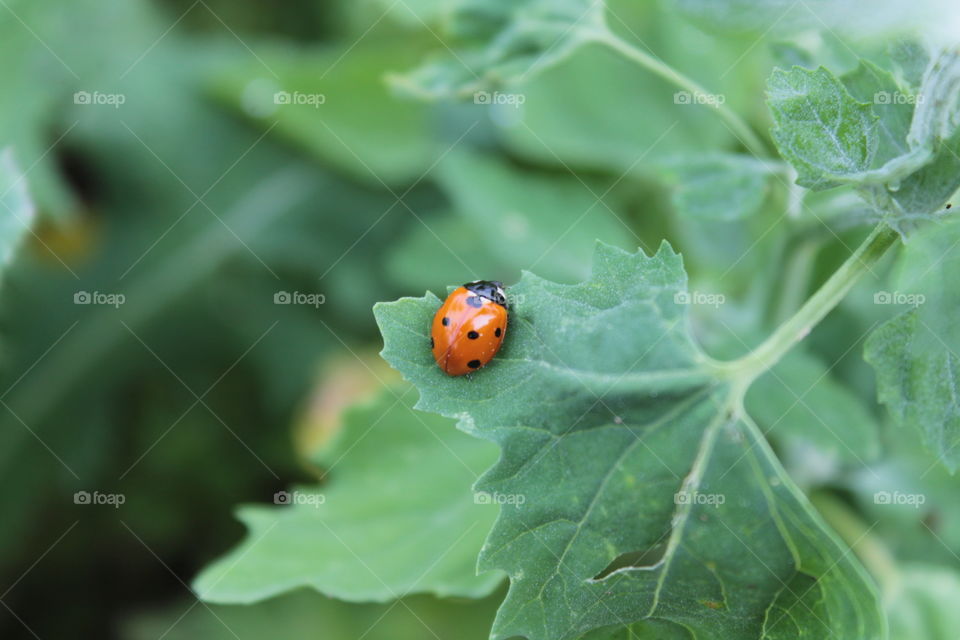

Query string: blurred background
[1,0,959,638]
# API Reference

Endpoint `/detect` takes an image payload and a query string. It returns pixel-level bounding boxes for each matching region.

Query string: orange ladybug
[431,280,508,376]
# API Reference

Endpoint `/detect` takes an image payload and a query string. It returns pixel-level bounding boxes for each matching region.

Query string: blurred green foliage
[0,0,958,638]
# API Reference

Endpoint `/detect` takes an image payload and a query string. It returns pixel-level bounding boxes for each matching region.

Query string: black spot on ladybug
[466,296,483,308]
[467,359,482,369]
[495,327,502,337]
[442,317,450,326]
[430,337,434,348]
[467,330,479,339]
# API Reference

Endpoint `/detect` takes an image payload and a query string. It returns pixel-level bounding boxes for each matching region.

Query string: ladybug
[431,280,508,376]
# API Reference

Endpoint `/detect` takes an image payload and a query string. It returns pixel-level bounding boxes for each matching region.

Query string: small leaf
[658,153,776,221]
[847,51,960,232]
[877,50,960,230]
[376,242,884,640]
[193,385,503,603]
[865,218,960,472]
[841,61,913,166]
[768,66,879,190]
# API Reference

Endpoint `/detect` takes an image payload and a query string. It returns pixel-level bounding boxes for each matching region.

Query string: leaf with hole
[375,242,884,640]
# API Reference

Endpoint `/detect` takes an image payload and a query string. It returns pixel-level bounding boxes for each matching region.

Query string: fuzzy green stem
[772,238,820,325]
[719,224,900,388]
[598,30,769,159]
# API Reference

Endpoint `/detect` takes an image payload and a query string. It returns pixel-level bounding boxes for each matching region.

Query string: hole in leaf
[590,542,668,581]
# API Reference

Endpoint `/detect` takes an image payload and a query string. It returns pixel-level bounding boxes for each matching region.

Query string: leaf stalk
[717,223,900,390]
[598,30,770,159]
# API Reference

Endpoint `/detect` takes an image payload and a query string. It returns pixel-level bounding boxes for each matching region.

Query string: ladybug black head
[464,280,507,307]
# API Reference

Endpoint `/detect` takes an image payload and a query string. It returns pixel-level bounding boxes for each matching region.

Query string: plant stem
[719,223,900,387]
[772,238,820,325]
[598,30,769,159]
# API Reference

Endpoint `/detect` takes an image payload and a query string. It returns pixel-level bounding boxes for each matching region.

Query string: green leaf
[580,620,692,639]
[902,50,960,151]
[389,0,608,98]
[658,153,776,221]
[387,150,634,293]
[0,149,36,270]
[881,128,960,227]
[434,150,633,282]
[841,61,913,166]
[888,39,930,91]
[880,45,960,220]
[877,50,960,229]
[865,218,960,472]
[492,41,736,173]
[768,66,879,190]
[483,2,759,173]
[208,40,438,186]
[375,242,884,640]
[193,384,503,603]
[765,51,959,232]
[127,589,504,640]
[887,565,960,640]
[840,50,960,232]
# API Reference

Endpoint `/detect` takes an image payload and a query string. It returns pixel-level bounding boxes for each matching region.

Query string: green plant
[4,0,958,638]
[194,2,960,639]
